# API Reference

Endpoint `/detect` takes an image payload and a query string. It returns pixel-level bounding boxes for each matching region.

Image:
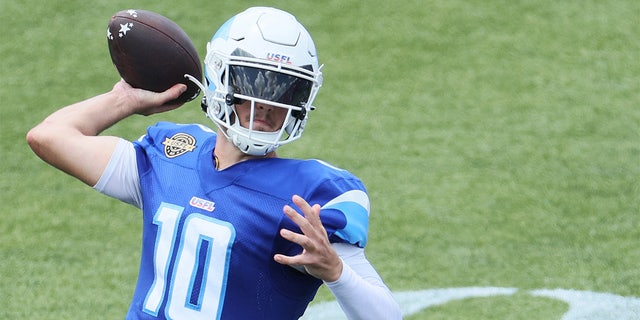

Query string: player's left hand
[274,195,343,282]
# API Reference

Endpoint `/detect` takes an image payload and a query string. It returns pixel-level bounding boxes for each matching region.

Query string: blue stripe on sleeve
[324,201,369,247]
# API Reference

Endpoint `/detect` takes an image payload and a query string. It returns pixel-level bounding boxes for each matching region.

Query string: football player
[27,7,401,320]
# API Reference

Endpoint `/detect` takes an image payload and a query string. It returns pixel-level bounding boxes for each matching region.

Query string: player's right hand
[112,79,187,116]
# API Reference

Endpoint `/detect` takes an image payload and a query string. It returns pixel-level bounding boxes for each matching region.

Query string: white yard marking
[302,287,640,319]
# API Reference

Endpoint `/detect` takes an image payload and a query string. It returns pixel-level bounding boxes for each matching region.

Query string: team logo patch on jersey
[162,133,197,158]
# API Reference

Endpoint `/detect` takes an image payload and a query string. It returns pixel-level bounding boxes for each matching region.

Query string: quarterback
[27,7,401,320]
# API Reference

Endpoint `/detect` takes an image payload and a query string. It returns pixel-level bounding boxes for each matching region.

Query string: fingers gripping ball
[107,9,202,103]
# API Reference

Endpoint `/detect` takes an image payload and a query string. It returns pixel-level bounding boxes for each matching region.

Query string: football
[107,9,202,103]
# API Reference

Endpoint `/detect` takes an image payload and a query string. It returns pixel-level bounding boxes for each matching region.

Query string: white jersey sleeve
[92,138,142,208]
[328,243,402,319]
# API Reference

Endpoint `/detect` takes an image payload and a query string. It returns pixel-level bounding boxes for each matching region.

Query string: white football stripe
[302,287,640,319]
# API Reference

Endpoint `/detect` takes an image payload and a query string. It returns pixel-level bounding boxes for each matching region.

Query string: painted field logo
[162,133,196,158]
[301,287,640,319]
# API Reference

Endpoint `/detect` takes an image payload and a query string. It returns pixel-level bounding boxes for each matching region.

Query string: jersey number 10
[143,202,236,319]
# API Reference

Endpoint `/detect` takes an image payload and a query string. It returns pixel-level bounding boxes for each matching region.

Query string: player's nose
[256,102,274,111]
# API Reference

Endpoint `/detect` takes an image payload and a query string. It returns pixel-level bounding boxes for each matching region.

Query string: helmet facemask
[201,48,321,156]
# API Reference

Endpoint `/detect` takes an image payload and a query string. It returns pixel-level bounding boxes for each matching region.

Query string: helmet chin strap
[228,122,279,156]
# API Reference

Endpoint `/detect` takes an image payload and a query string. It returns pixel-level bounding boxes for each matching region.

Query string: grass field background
[1,0,638,319]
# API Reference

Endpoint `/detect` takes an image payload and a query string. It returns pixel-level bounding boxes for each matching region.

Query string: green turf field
[1,0,638,319]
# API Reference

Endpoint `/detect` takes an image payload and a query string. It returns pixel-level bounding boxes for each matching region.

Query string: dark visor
[228,65,312,107]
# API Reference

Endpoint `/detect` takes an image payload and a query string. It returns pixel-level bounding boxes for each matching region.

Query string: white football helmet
[194,7,323,156]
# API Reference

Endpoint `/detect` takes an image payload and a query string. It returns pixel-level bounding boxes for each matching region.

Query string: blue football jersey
[125,122,370,320]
